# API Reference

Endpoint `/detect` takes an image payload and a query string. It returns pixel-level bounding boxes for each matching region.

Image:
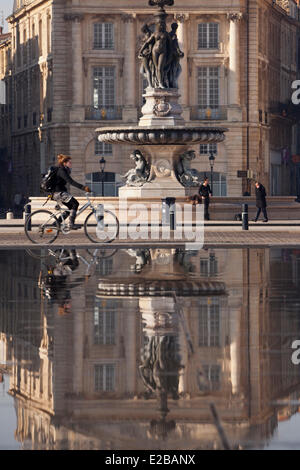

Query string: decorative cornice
[227,12,244,22]
[64,13,84,23]
[91,14,116,22]
[121,14,136,23]
[173,13,189,23]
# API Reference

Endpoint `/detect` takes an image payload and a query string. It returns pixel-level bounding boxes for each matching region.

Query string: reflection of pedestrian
[199,178,212,221]
[253,181,268,222]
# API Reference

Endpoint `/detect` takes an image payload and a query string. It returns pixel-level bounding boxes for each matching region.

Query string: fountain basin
[96,126,228,198]
[96,125,227,146]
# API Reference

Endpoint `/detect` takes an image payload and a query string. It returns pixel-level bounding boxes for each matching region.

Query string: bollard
[96,204,104,230]
[24,203,31,231]
[242,203,249,230]
[161,199,168,226]
[6,208,14,220]
[167,197,176,230]
[161,197,176,230]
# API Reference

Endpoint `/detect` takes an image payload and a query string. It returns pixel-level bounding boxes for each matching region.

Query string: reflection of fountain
[96,0,227,198]
[139,297,182,440]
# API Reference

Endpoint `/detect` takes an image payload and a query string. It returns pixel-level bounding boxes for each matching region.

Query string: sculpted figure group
[138,20,184,89]
[121,150,150,187]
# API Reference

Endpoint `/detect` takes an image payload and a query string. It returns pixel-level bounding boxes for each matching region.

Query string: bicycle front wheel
[84,210,119,243]
[24,209,60,244]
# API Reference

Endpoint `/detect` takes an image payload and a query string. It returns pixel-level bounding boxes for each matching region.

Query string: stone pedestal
[139,88,185,127]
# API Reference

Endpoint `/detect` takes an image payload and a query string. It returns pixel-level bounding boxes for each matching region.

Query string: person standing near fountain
[199,178,212,221]
[252,181,268,222]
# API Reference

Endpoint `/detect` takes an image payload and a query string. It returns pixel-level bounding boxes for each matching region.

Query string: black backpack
[40,166,58,194]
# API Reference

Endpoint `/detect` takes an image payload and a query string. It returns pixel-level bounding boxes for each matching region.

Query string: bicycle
[24,192,119,244]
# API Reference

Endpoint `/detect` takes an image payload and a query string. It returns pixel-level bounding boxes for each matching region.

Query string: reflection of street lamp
[209,151,215,196]
[99,157,106,197]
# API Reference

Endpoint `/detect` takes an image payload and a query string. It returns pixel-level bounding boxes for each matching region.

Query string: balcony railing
[85,106,122,121]
[190,106,227,121]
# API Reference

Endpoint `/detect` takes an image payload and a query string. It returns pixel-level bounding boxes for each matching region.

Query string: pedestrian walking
[252,181,268,222]
[199,177,212,220]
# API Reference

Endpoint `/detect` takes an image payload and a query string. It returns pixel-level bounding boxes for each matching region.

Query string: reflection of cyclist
[39,249,79,315]
[52,154,90,230]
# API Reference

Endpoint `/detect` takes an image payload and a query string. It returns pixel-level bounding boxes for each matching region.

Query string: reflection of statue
[126,248,151,273]
[175,150,201,187]
[149,0,174,9]
[175,249,197,273]
[121,150,150,187]
[139,335,182,400]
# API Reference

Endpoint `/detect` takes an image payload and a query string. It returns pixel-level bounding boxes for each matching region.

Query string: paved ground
[0,220,299,247]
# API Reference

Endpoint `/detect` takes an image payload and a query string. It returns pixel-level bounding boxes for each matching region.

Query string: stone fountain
[96,0,227,198]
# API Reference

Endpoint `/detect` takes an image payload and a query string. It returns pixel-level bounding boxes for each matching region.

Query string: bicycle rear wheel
[24,209,60,244]
[84,210,119,243]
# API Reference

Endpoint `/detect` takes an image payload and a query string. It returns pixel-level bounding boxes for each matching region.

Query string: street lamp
[99,157,106,197]
[209,151,215,196]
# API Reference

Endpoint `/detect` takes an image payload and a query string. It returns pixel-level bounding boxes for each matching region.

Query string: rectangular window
[198,67,220,109]
[200,143,217,155]
[198,298,220,347]
[95,140,113,156]
[94,364,115,391]
[203,365,221,391]
[94,23,114,49]
[198,23,219,49]
[93,66,115,109]
[94,299,116,345]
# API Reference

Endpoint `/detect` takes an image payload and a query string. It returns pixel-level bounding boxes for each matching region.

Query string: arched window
[198,171,227,196]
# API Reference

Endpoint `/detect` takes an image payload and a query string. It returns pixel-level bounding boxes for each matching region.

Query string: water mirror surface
[1,246,300,450]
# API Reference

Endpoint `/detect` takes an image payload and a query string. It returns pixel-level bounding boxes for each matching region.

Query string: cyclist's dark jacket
[54,166,84,193]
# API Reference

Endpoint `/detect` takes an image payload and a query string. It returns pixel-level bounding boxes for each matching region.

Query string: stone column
[65,13,84,121]
[122,14,137,122]
[227,13,243,108]
[174,14,189,120]
[72,15,83,106]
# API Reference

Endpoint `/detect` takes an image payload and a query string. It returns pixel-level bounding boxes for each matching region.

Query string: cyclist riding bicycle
[52,154,90,230]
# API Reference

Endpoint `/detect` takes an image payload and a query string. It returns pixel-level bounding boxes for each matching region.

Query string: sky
[1,0,14,33]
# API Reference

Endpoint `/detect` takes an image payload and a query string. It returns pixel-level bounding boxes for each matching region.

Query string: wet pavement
[1,246,300,450]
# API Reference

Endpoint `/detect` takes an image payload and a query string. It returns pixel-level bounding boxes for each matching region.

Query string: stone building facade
[1,247,300,448]
[1,0,300,206]
[0,27,12,209]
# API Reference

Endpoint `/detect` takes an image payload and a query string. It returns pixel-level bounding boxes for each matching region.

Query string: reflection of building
[1,247,300,449]
[1,0,300,206]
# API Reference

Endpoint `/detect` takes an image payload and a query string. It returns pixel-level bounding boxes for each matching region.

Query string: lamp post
[209,151,215,196]
[99,157,106,197]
